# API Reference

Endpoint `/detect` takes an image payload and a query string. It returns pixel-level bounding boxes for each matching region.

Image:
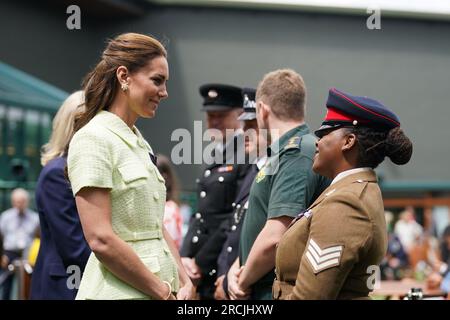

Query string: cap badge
[208,90,218,98]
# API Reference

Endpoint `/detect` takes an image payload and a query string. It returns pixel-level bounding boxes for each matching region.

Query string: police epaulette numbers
[177,303,274,318]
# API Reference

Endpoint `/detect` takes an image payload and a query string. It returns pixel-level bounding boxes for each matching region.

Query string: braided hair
[345,126,413,169]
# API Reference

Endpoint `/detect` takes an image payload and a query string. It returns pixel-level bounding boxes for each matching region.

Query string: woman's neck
[108,94,138,129]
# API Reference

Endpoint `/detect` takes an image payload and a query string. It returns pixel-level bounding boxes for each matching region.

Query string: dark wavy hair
[344,126,413,169]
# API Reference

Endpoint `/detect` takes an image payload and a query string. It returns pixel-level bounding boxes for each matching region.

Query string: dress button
[153,191,159,200]
[195,212,202,219]
[200,191,206,198]
[231,225,237,231]
[236,204,241,209]
[232,202,236,208]
[200,219,204,223]
[192,236,199,243]
[197,230,201,234]
[196,178,200,184]
[227,246,233,253]
[218,176,224,182]
[204,170,211,178]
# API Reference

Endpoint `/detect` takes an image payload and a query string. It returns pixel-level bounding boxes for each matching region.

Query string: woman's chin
[141,109,156,119]
[312,159,321,174]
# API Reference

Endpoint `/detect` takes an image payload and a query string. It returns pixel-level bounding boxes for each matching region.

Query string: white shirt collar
[331,167,373,185]
[256,156,267,170]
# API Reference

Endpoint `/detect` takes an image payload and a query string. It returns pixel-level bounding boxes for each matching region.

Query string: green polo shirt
[239,124,330,297]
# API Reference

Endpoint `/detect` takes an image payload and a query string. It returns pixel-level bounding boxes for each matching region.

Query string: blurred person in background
[380,211,409,280]
[0,188,39,299]
[30,91,91,300]
[156,154,183,250]
[427,225,450,292]
[394,206,423,254]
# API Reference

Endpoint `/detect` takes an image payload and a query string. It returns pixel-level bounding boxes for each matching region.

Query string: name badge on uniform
[218,165,233,173]
[289,209,312,227]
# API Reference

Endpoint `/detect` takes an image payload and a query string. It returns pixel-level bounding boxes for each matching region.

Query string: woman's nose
[160,87,168,99]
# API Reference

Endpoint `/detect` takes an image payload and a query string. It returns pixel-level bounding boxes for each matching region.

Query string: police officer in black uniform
[210,88,267,299]
[180,84,251,299]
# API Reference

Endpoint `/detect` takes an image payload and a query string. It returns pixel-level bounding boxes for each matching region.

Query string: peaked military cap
[315,88,400,137]
[199,83,243,111]
[237,87,257,121]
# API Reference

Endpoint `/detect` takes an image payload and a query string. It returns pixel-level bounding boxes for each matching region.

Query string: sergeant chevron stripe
[306,239,343,274]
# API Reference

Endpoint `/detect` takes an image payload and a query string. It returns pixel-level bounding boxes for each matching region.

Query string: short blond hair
[40,91,85,166]
[256,69,306,121]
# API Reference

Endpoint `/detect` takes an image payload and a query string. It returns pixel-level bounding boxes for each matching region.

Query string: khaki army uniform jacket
[273,169,387,300]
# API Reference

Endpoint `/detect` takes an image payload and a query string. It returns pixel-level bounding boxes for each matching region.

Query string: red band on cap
[331,88,400,126]
[324,107,367,123]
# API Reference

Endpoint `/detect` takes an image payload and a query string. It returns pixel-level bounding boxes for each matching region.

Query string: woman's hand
[176,280,196,300]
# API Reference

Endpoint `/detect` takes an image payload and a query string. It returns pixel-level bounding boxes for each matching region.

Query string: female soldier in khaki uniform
[273,88,413,299]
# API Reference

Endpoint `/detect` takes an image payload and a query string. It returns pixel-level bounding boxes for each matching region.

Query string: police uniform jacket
[180,134,251,278]
[273,169,387,300]
[217,163,259,277]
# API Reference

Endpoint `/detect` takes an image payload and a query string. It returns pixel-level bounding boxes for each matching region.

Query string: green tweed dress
[68,111,179,299]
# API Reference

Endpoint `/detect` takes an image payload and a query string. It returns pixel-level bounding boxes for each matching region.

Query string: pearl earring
[121,82,129,91]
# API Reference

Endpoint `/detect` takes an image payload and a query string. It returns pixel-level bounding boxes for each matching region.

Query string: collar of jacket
[267,123,309,156]
[95,111,152,152]
[308,169,378,210]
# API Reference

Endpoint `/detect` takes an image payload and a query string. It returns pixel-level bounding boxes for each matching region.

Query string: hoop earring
[121,82,129,91]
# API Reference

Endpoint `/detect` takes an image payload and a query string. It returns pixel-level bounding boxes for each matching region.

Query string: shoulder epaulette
[283,136,302,151]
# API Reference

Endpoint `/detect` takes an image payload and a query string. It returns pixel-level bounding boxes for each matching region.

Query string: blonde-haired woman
[68,33,194,300]
[30,91,91,299]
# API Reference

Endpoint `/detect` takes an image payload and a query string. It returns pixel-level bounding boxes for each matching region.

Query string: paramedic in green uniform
[227,69,330,300]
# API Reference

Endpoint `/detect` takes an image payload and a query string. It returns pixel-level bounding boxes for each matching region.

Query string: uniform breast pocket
[118,164,149,188]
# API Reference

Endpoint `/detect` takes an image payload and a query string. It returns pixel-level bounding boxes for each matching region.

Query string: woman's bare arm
[76,187,174,300]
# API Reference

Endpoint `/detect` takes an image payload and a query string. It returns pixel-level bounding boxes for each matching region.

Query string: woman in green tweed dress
[67,33,194,300]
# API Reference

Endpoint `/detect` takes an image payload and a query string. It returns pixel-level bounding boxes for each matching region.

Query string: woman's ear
[342,132,357,151]
[116,66,129,85]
